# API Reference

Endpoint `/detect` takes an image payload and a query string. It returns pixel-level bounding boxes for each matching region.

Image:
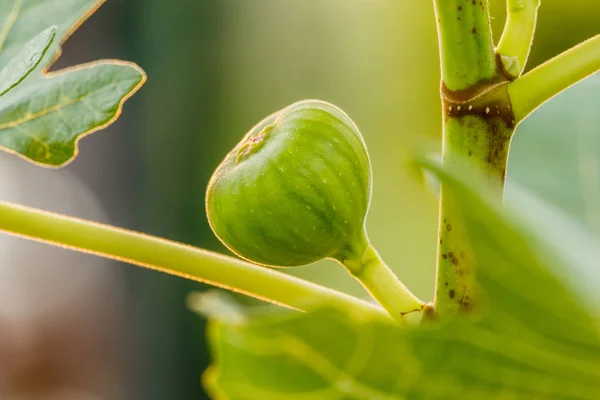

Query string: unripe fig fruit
[206,100,371,267]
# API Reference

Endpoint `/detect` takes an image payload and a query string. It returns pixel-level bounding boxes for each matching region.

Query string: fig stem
[0,200,389,321]
[508,34,600,122]
[432,0,508,317]
[341,243,425,324]
[432,0,497,91]
[496,0,541,79]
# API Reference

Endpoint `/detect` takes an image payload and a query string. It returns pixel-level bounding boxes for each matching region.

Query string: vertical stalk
[433,0,497,91]
[432,0,514,316]
[436,112,514,316]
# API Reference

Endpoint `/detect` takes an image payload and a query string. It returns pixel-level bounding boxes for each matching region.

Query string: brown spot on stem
[442,78,515,184]
[459,294,472,310]
[447,224,452,231]
[441,55,516,127]
[449,252,459,265]
[449,289,455,299]
[442,92,515,129]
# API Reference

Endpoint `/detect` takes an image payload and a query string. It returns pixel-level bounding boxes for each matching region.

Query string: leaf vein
[0,78,126,131]
[0,0,22,54]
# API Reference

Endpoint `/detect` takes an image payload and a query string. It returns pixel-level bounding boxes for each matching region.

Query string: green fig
[206,100,371,267]
[206,100,424,320]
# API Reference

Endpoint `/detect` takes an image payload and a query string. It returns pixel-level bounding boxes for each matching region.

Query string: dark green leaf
[0,62,144,165]
[0,0,145,166]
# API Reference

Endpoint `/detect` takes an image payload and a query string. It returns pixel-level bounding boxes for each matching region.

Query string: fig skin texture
[206,100,372,267]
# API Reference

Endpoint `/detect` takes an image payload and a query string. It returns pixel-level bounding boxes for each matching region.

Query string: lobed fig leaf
[206,100,372,267]
[0,0,145,167]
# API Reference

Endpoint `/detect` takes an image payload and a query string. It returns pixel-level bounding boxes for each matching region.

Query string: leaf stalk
[0,200,389,321]
[509,34,600,122]
[496,0,541,78]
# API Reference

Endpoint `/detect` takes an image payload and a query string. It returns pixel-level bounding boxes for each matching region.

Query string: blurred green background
[3,0,597,398]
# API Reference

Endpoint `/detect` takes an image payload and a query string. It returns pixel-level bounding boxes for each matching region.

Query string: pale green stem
[435,115,513,316]
[0,200,389,321]
[496,0,541,78]
[432,0,503,317]
[341,242,425,324]
[432,0,498,91]
[509,34,600,122]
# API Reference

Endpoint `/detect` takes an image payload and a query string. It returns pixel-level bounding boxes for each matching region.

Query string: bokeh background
[0,0,598,399]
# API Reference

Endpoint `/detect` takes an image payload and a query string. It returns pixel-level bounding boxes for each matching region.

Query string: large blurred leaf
[0,0,145,166]
[507,73,600,305]
[507,73,600,232]
[205,158,600,399]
